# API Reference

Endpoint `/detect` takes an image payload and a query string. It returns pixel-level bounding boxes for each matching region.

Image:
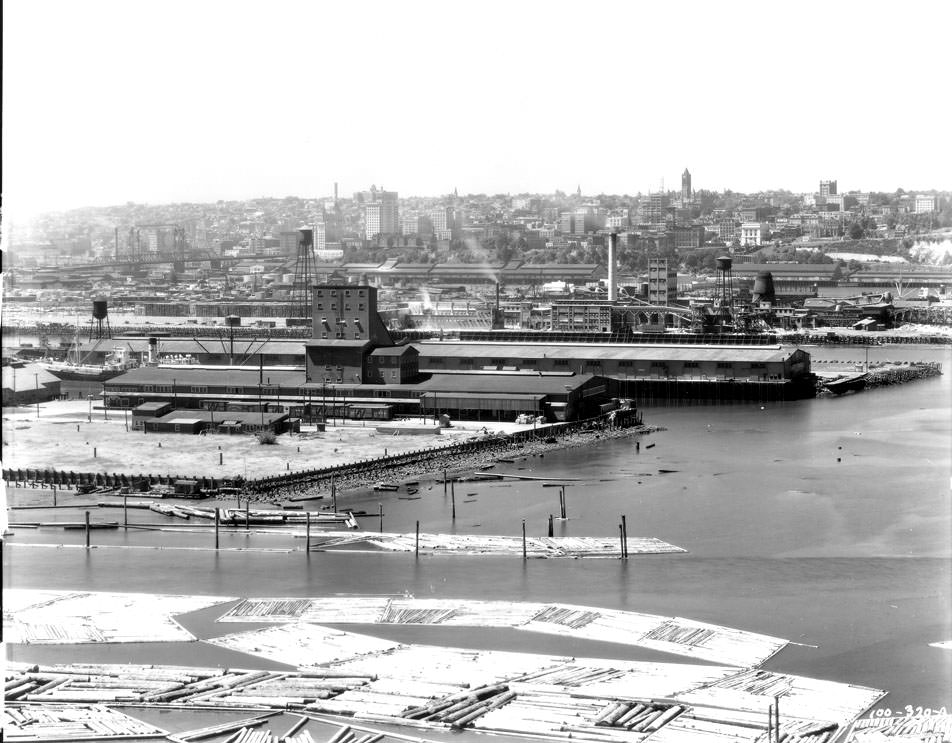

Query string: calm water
[5,345,951,711]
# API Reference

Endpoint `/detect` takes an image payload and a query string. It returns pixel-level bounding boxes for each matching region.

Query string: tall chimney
[608,233,617,302]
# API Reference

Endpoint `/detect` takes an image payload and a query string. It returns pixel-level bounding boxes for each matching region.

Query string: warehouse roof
[415,372,596,395]
[370,345,417,357]
[414,341,796,363]
[106,367,306,386]
[79,338,306,356]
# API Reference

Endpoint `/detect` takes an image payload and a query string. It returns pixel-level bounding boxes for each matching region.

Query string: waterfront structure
[1,363,62,406]
[416,340,813,401]
[103,364,607,422]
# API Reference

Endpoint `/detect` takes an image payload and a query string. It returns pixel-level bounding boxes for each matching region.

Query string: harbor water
[4,344,951,712]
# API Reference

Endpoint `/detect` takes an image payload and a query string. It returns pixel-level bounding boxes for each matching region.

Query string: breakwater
[245,408,646,501]
[865,361,942,388]
[785,331,951,345]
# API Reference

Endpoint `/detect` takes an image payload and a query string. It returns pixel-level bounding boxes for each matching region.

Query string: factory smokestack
[491,277,505,330]
[608,233,617,302]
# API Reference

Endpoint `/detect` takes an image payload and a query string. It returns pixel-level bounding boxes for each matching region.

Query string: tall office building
[681,169,692,202]
[429,206,454,233]
[915,195,938,213]
[819,180,837,198]
[362,186,399,239]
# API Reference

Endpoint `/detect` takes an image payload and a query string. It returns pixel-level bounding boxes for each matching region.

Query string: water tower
[88,297,112,340]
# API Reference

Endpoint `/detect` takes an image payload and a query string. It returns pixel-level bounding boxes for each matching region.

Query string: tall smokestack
[608,233,617,302]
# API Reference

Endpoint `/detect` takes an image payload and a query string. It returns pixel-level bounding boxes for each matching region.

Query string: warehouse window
[716,362,733,369]
[684,362,699,369]
[618,361,633,368]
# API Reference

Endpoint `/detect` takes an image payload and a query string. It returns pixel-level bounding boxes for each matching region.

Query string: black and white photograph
[3,1,951,742]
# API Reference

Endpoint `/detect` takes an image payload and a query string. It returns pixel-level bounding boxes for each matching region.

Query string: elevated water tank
[92,298,109,319]
[715,256,733,272]
[225,315,241,327]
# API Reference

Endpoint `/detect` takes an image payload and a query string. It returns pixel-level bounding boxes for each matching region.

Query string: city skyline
[3,0,951,223]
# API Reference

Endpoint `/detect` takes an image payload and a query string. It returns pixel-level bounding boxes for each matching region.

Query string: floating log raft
[207,623,402,669]
[845,713,952,742]
[2,703,167,741]
[216,596,783,668]
[4,651,885,743]
[303,530,684,558]
[678,667,887,725]
[3,589,234,645]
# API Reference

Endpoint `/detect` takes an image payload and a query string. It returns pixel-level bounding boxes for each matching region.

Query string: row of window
[423,359,771,370]
[315,289,366,298]
[316,305,366,312]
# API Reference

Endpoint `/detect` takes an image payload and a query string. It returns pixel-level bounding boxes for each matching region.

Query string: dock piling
[85,511,90,549]
[451,481,456,520]
[522,519,527,560]
[214,509,220,550]
[415,520,420,557]
[547,514,554,537]
[621,514,628,559]
[619,524,624,558]
[123,496,128,527]
[378,503,383,533]
[245,500,250,531]
[774,696,780,743]
[306,511,311,554]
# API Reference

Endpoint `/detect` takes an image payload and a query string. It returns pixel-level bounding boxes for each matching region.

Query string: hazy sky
[3,0,950,220]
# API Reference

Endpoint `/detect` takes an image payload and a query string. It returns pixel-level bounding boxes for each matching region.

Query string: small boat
[373,483,400,491]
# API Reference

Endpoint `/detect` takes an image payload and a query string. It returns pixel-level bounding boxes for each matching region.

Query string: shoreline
[258,423,665,505]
